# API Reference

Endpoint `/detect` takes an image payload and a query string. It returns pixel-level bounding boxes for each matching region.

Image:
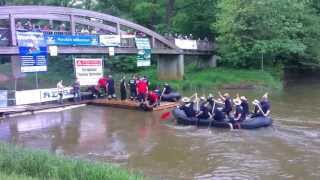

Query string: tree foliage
[214,0,320,68]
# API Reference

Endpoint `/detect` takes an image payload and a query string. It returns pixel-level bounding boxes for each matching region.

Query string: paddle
[252,100,268,117]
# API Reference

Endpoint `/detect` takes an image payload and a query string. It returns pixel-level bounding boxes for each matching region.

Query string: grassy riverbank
[0,142,143,180]
[0,59,282,91]
[135,65,282,91]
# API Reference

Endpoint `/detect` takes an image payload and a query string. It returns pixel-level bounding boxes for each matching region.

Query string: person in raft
[240,96,249,117]
[217,92,233,119]
[207,94,225,122]
[162,83,173,95]
[196,100,212,119]
[129,75,137,100]
[107,75,116,99]
[252,93,271,117]
[230,98,246,128]
[178,96,197,118]
[120,76,127,101]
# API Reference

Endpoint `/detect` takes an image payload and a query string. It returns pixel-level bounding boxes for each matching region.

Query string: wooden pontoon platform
[88,99,178,111]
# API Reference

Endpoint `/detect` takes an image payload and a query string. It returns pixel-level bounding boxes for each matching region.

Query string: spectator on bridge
[107,75,116,99]
[16,22,25,30]
[42,25,50,31]
[25,21,32,31]
[59,23,66,31]
[81,28,90,34]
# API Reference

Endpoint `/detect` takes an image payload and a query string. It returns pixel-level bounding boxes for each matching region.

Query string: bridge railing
[0,28,214,51]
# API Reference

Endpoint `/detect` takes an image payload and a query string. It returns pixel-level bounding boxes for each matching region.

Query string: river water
[1,78,320,179]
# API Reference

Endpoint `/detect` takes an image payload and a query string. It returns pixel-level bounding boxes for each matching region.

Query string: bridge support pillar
[157,54,184,80]
[197,55,217,69]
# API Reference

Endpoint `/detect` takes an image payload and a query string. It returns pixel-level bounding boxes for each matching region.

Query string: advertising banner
[174,39,197,50]
[46,34,99,46]
[39,87,74,102]
[74,58,103,86]
[15,87,74,105]
[0,90,7,107]
[99,35,121,47]
[135,38,151,67]
[16,31,48,72]
[15,89,41,105]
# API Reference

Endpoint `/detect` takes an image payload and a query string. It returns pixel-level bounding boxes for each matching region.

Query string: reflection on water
[1,80,320,179]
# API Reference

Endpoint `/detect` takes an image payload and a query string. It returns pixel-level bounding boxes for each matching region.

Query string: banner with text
[174,39,197,50]
[99,35,121,47]
[46,34,99,46]
[16,31,48,72]
[74,58,103,86]
[15,87,74,105]
[135,38,151,67]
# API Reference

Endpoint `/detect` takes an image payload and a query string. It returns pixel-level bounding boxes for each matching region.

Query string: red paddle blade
[160,111,171,120]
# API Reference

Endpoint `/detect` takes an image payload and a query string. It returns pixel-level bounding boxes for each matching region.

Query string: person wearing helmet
[179,97,196,117]
[251,93,271,117]
[196,101,211,119]
[162,83,172,95]
[218,91,233,119]
[240,96,249,117]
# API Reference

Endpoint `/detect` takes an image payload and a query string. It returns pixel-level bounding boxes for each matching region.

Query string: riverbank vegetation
[0,142,143,180]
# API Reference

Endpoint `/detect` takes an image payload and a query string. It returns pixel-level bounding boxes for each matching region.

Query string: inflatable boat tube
[172,108,272,129]
[161,92,182,102]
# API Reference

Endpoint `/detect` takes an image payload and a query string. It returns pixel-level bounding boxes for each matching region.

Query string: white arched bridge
[0,6,216,79]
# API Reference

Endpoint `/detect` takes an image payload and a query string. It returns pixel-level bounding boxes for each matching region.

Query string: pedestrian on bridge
[57,80,64,104]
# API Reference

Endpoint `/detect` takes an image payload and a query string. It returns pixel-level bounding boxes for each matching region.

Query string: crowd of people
[91,74,174,110]
[178,92,271,126]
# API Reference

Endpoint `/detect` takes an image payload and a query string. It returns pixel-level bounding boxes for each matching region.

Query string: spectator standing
[57,80,64,104]
[107,75,116,99]
[120,76,127,101]
[72,78,81,102]
[129,75,137,100]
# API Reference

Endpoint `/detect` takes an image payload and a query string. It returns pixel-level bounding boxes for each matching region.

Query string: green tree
[214,0,320,68]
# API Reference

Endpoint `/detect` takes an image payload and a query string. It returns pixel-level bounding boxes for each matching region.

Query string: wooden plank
[88,99,178,111]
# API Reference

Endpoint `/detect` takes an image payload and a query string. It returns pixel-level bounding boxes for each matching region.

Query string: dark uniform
[129,78,137,100]
[223,98,233,118]
[179,102,196,117]
[107,77,116,99]
[197,104,210,119]
[120,79,127,100]
[163,85,172,94]
[241,100,249,116]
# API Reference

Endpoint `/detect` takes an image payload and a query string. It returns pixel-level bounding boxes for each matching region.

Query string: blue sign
[45,34,99,46]
[16,32,48,72]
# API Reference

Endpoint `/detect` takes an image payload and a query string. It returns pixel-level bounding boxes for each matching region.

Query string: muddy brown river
[1,78,320,179]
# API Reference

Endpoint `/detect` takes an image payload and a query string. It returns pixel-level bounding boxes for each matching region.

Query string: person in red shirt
[141,91,159,111]
[97,76,107,96]
[136,77,148,102]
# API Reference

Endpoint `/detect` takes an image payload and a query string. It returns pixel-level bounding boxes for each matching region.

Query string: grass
[135,64,282,91]
[0,172,38,180]
[0,142,143,180]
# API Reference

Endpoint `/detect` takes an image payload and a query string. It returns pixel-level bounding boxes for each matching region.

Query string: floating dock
[88,99,178,111]
[0,99,178,118]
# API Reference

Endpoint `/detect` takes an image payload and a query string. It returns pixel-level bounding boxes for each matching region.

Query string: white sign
[49,46,58,56]
[74,58,103,86]
[40,87,74,102]
[15,87,75,105]
[99,35,121,47]
[174,39,197,50]
[121,34,136,39]
[109,47,115,56]
[15,89,41,105]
